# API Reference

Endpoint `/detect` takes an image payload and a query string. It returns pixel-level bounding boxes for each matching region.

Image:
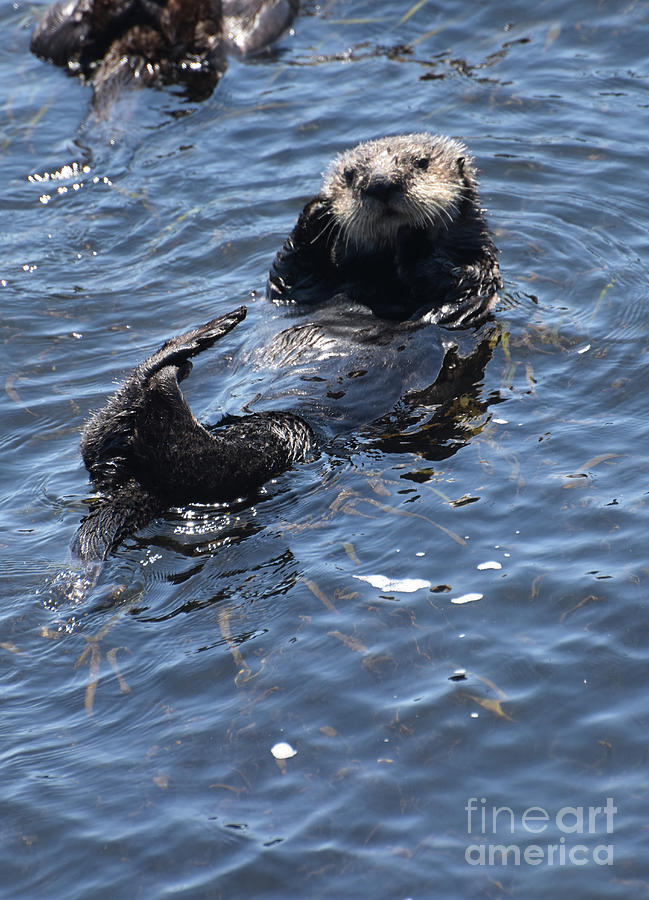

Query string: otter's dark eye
[414,157,430,171]
[343,167,356,187]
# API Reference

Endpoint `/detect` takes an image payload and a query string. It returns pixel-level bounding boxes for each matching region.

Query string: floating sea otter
[72,134,501,559]
[268,133,502,328]
[30,0,299,99]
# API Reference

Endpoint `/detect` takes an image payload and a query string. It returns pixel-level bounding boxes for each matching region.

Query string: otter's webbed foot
[138,306,247,380]
[79,306,247,489]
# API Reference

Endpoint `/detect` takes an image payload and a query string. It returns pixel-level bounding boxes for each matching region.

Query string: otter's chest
[332,242,456,319]
[238,305,447,439]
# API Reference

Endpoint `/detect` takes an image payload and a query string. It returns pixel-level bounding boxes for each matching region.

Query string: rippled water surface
[2,1,649,897]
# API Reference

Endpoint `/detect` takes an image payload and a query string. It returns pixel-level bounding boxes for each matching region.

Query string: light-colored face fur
[321,133,474,252]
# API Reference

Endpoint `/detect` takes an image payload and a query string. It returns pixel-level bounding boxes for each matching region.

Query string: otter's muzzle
[362,175,402,204]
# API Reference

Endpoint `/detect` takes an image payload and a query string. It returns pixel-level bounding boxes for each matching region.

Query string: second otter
[30,0,299,99]
[267,133,501,328]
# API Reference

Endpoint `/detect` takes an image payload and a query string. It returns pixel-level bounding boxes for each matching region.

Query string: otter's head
[321,133,475,252]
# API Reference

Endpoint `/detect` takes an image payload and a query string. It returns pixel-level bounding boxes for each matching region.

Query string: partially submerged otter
[31,0,299,98]
[267,133,501,328]
[71,135,502,559]
[74,307,313,561]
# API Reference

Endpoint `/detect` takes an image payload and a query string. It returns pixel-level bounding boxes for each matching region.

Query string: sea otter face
[321,133,473,252]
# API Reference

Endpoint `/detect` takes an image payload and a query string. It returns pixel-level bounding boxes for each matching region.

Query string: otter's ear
[457,156,466,175]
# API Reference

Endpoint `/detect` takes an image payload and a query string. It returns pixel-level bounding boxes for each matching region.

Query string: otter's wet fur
[74,307,313,561]
[30,0,299,100]
[267,133,502,328]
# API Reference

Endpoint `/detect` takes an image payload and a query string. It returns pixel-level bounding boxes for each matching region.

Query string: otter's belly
[240,303,448,438]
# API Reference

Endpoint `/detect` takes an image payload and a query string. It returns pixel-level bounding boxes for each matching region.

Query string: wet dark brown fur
[267,133,502,328]
[74,307,313,560]
[31,0,298,98]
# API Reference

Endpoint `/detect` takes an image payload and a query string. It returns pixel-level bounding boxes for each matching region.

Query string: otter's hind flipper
[138,305,247,379]
[75,306,313,559]
[125,356,314,506]
[80,306,246,489]
[74,308,246,559]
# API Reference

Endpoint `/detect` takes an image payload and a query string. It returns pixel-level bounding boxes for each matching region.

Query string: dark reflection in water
[365,326,502,460]
[3,1,649,898]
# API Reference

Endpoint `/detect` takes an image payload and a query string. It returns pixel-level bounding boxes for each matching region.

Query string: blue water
[2,0,649,897]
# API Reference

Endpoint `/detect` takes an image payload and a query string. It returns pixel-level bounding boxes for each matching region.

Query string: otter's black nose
[363,176,399,203]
